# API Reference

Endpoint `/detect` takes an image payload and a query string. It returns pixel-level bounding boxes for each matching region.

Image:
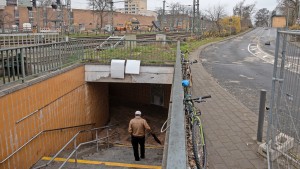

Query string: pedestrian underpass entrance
[31,75,172,169]
[0,39,185,169]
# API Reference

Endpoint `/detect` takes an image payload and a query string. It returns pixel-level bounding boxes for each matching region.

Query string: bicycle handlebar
[181,59,198,65]
[201,95,211,99]
[184,95,211,102]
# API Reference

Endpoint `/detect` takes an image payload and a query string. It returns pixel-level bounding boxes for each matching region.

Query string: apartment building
[124,0,147,14]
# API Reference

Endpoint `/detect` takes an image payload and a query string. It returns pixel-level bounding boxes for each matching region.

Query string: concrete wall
[0,66,109,169]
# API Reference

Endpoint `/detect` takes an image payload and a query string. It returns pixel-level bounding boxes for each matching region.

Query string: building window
[29,11,34,18]
[14,8,19,18]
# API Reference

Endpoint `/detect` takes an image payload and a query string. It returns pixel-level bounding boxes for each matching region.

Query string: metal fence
[0,39,177,88]
[267,30,300,169]
[0,33,62,48]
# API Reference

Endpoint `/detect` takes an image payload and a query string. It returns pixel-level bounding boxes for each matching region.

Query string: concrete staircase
[95,36,125,50]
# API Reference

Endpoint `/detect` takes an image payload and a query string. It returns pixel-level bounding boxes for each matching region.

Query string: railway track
[0,32,192,48]
[71,32,192,41]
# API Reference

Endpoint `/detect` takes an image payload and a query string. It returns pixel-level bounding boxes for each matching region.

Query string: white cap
[135,111,141,115]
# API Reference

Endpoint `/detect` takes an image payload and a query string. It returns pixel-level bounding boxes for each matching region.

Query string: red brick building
[0,5,155,32]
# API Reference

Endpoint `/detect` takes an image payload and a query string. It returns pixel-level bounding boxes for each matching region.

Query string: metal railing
[267,29,300,169]
[33,123,120,169]
[162,41,187,169]
[0,39,177,88]
[0,123,95,165]
[0,33,62,48]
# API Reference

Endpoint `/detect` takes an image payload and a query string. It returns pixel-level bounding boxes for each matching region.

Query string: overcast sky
[72,0,278,14]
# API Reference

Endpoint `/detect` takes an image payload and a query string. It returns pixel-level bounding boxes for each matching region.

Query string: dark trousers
[131,136,145,160]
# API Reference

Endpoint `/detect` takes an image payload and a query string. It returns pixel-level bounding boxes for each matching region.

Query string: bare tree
[168,2,182,30]
[255,8,270,27]
[206,4,227,35]
[0,10,14,33]
[277,0,299,25]
[233,0,256,28]
[88,0,110,31]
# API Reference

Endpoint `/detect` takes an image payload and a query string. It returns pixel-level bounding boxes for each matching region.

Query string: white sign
[6,0,17,5]
[18,0,32,7]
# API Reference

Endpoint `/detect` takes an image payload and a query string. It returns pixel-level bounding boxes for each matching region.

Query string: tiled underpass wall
[0,66,109,169]
[109,83,171,109]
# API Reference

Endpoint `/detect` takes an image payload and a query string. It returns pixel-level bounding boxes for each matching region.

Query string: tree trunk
[99,13,103,32]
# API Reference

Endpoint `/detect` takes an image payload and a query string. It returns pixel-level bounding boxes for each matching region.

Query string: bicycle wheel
[192,119,207,169]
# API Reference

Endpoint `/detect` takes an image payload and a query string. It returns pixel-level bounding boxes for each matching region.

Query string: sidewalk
[189,44,268,169]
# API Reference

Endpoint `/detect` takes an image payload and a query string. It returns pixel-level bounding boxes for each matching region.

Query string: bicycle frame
[184,98,205,145]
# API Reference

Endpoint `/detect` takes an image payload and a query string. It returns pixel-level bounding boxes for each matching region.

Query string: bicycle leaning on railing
[181,50,197,94]
[183,94,211,169]
[181,49,210,169]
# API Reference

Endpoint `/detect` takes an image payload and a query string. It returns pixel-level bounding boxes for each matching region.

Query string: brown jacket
[128,116,151,137]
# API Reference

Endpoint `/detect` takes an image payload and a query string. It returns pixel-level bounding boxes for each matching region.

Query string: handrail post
[96,131,99,152]
[257,89,266,142]
[59,42,62,69]
[20,48,26,83]
[74,138,78,167]
[106,128,109,149]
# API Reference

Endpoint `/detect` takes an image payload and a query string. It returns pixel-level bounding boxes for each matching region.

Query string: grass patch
[180,37,225,52]
[84,43,177,65]
[80,37,225,66]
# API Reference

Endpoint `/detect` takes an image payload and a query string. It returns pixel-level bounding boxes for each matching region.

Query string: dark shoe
[135,158,140,161]
[141,156,145,159]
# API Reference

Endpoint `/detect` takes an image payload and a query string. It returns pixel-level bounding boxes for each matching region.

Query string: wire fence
[0,39,177,88]
[267,29,300,169]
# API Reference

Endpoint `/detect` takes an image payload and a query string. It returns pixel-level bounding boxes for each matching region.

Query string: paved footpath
[190,43,268,169]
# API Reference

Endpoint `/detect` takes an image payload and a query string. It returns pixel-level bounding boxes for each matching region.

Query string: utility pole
[66,0,71,34]
[37,3,40,32]
[192,0,195,33]
[110,0,114,35]
[56,0,64,35]
[162,0,166,31]
[298,0,300,23]
[43,6,47,27]
[195,0,200,36]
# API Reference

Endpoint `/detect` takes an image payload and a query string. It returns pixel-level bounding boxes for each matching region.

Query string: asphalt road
[201,28,277,114]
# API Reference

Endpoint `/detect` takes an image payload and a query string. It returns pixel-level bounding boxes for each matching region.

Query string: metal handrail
[278,30,300,36]
[58,131,119,169]
[0,41,65,52]
[0,123,95,165]
[33,123,119,169]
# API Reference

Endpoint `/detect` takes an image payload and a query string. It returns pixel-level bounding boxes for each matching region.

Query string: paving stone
[218,135,231,143]
[222,157,240,168]
[222,141,238,151]
[211,140,224,149]
[250,159,268,169]
[237,159,256,169]
[216,148,231,157]
[208,154,225,164]
[229,135,243,144]
[243,150,259,160]
[190,43,267,169]
[213,163,229,169]
[230,150,245,159]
